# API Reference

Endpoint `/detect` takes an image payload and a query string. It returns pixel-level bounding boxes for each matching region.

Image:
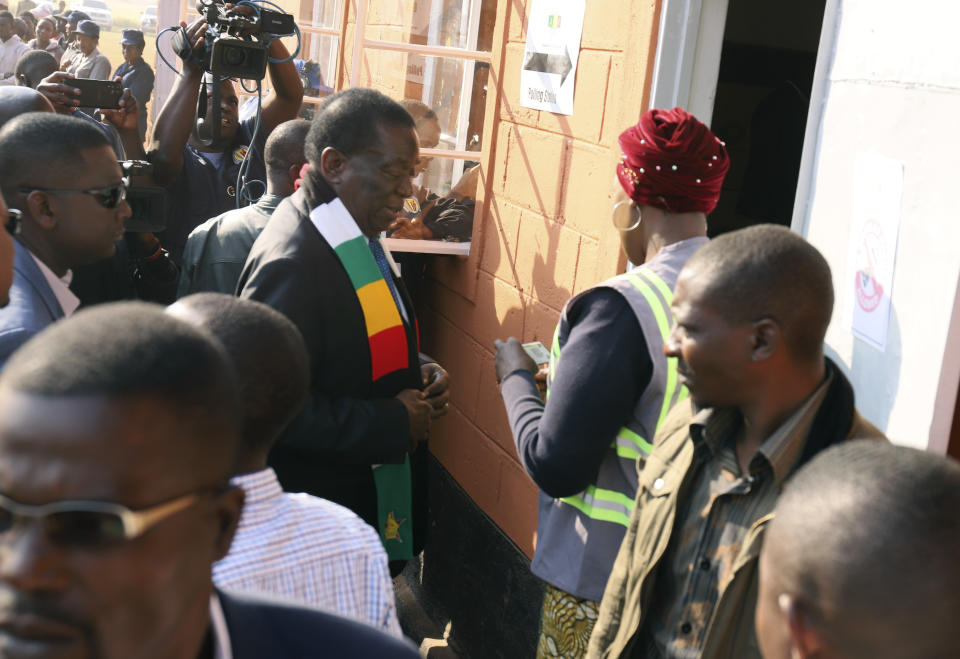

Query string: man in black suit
[238,88,450,536]
[0,302,419,658]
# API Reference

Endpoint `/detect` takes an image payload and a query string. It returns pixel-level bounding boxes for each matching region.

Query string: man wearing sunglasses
[0,302,420,658]
[0,112,130,367]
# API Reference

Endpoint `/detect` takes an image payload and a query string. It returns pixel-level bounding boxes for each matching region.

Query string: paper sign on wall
[520,0,585,115]
[847,152,903,352]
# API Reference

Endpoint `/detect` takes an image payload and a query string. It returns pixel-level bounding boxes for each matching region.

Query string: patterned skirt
[537,583,600,659]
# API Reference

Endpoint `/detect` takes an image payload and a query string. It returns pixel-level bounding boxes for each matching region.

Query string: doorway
[649,0,828,237]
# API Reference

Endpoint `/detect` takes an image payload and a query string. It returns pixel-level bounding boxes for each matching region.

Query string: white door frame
[648,0,729,125]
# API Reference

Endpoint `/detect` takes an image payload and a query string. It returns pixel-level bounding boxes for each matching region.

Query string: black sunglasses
[4,208,22,236]
[18,178,129,210]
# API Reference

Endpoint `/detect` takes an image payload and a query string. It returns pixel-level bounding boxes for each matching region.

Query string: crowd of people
[0,6,956,659]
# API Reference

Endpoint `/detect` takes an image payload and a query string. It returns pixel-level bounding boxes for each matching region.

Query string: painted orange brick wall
[418,0,662,557]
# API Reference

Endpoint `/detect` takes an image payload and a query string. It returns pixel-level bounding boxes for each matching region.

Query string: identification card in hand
[522,341,551,366]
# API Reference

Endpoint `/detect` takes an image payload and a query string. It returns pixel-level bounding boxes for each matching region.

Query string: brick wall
[418,0,661,557]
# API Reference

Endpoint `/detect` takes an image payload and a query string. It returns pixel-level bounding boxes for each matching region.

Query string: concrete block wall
[418,0,661,556]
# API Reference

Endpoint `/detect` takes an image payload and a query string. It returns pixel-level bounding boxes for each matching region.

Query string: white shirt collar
[29,252,80,317]
[209,593,233,659]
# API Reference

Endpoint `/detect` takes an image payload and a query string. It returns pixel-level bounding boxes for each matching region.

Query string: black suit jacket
[219,589,419,658]
[237,174,423,526]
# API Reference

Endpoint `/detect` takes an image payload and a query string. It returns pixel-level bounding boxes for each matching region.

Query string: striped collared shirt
[213,468,401,637]
[642,373,833,658]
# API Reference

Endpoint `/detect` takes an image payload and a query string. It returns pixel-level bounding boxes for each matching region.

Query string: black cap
[120,28,144,46]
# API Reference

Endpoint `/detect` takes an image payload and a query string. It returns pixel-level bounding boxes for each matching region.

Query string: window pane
[363,0,498,52]
[358,52,490,154]
[310,0,342,30]
[387,157,480,245]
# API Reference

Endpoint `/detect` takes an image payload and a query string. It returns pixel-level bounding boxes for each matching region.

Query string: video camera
[171,0,297,146]
[120,160,168,233]
[177,0,296,81]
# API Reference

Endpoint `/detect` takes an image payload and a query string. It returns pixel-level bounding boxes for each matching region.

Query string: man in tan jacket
[588,224,885,659]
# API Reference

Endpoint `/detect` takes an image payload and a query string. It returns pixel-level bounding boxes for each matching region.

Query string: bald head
[167,294,309,468]
[14,49,57,88]
[264,118,310,195]
[757,441,960,659]
[0,302,242,475]
[0,86,53,130]
[683,224,833,363]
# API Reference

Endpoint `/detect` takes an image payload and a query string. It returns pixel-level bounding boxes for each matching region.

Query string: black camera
[210,37,268,80]
[120,161,168,233]
[194,0,295,81]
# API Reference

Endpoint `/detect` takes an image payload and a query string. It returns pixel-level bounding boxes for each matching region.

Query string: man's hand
[494,337,538,383]
[100,84,138,133]
[170,18,209,74]
[421,362,451,418]
[396,388,433,451]
[387,216,434,240]
[36,71,81,115]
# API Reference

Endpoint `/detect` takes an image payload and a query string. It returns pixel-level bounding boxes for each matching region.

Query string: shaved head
[682,224,833,363]
[0,301,242,476]
[264,118,310,174]
[757,441,960,658]
[263,118,311,194]
[167,293,310,460]
[13,49,57,88]
[0,85,53,130]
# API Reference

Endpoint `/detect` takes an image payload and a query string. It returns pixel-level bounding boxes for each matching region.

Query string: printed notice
[847,152,903,352]
[520,0,585,115]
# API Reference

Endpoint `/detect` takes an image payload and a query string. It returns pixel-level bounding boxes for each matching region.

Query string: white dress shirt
[209,594,233,659]
[0,35,29,84]
[213,468,402,637]
[29,253,80,317]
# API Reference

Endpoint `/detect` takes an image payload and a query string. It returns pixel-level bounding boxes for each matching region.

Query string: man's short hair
[15,49,58,88]
[0,11,13,22]
[1,301,242,442]
[305,87,415,164]
[264,118,310,176]
[0,87,53,129]
[683,224,833,362]
[169,294,309,456]
[0,112,109,200]
[766,440,960,658]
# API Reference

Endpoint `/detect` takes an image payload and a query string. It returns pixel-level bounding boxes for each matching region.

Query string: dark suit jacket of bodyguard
[237,171,422,528]
[219,589,419,658]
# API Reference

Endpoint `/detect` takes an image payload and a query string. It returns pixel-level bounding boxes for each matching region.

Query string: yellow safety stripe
[560,485,634,528]
[617,427,653,458]
[631,268,685,431]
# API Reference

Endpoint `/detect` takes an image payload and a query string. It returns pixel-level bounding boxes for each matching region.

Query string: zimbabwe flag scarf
[310,197,415,560]
[310,198,410,380]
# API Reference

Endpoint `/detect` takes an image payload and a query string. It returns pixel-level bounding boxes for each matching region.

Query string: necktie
[368,238,407,323]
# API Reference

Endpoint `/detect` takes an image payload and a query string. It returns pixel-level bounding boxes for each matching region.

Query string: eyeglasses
[4,208,22,236]
[18,178,129,210]
[612,198,641,231]
[0,488,219,548]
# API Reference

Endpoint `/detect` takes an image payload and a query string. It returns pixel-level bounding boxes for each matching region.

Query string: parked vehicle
[69,0,113,31]
[141,6,157,33]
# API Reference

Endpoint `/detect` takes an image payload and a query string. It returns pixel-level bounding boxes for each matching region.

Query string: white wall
[796,0,960,451]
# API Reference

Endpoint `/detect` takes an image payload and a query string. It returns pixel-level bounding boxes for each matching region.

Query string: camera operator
[148,13,303,265]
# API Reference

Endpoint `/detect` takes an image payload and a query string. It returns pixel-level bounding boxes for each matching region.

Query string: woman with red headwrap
[494,108,729,658]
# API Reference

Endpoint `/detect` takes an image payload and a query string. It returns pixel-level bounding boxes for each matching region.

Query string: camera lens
[223,45,245,66]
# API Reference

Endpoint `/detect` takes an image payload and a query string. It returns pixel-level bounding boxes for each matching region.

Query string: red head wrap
[616,107,730,214]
